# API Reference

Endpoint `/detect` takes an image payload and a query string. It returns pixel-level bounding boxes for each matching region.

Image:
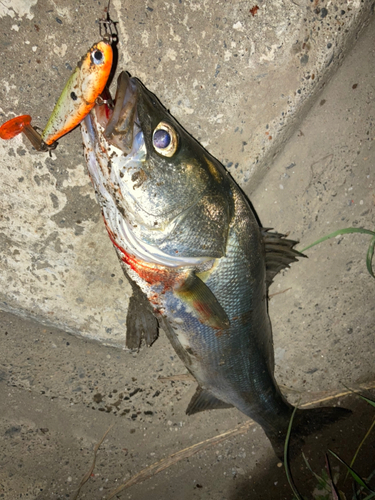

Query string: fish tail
[265,406,352,460]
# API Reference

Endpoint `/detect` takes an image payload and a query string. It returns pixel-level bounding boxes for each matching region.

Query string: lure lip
[0,115,32,140]
[0,114,53,152]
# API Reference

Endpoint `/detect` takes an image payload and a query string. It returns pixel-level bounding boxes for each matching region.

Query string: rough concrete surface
[0,6,374,500]
[0,0,374,343]
[250,15,375,395]
[1,309,374,500]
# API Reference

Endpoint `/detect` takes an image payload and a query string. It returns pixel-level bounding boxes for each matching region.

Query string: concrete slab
[0,0,374,344]
[0,312,374,500]
[0,309,374,500]
[250,16,375,394]
[0,309,272,499]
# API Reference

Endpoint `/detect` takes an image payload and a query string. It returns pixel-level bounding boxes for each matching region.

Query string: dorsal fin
[262,228,306,287]
[186,386,233,415]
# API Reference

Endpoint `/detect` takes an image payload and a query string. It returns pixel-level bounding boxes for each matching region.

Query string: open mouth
[94,71,141,155]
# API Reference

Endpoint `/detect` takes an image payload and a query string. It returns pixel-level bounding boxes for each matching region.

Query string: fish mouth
[98,71,141,155]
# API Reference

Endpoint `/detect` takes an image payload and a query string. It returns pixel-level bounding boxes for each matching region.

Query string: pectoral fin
[186,386,233,415]
[174,273,230,330]
[126,284,159,349]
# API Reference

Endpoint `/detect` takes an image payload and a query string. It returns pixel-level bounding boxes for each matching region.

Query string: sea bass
[81,71,349,457]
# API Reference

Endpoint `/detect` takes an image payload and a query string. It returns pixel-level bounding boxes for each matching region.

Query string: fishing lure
[41,36,113,146]
[0,35,113,151]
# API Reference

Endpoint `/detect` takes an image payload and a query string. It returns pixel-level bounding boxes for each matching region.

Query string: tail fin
[265,406,352,460]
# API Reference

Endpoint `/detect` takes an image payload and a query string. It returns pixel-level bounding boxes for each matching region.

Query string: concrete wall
[0,0,373,347]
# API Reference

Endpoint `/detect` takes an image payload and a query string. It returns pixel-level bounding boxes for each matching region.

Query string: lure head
[75,38,113,104]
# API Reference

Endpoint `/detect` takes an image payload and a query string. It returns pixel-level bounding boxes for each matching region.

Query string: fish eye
[91,49,104,65]
[153,129,170,149]
[152,122,178,157]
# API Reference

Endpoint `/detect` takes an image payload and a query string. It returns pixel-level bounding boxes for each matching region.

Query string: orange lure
[41,37,113,145]
[0,37,113,150]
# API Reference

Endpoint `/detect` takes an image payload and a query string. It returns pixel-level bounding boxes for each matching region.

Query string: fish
[0,36,113,151]
[81,71,350,458]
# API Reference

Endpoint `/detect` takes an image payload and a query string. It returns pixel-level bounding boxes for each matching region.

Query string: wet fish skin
[81,71,350,457]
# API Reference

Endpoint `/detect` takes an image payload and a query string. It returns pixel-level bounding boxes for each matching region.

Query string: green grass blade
[341,386,375,483]
[359,395,375,409]
[300,228,375,252]
[284,406,304,500]
[300,227,375,279]
[325,453,340,500]
[329,450,375,493]
[366,236,375,278]
[302,452,334,495]
[342,385,375,408]
[352,479,360,500]
[302,452,325,485]
[346,418,375,481]
[361,493,375,500]
[352,470,375,500]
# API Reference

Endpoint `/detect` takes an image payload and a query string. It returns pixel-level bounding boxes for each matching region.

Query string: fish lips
[103,71,140,155]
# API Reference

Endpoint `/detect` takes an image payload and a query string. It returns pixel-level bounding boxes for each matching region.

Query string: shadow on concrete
[229,392,375,500]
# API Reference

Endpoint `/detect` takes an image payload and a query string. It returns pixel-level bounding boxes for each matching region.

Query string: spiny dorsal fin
[262,228,306,287]
[186,386,233,415]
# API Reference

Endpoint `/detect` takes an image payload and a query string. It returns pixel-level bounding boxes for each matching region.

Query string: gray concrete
[0,5,374,500]
[0,0,373,344]
[0,310,374,499]
[0,309,270,499]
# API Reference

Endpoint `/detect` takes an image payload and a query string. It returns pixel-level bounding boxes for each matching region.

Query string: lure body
[41,38,113,145]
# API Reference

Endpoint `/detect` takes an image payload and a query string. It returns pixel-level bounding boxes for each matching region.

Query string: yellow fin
[174,273,229,330]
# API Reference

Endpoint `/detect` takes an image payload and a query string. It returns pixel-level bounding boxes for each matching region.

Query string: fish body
[81,72,349,457]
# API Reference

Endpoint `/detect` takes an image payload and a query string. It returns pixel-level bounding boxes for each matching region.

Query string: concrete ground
[1,310,374,500]
[0,3,375,500]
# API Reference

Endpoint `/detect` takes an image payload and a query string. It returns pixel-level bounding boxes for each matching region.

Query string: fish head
[82,71,233,267]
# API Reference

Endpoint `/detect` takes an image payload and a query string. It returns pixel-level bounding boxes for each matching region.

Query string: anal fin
[174,273,230,330]
[186,386,233,415]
